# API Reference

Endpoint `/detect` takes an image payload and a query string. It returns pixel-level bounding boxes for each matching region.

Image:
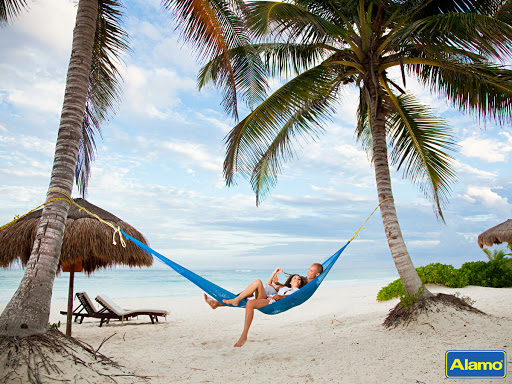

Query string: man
[306,263,323,283]
[203,263,323,310]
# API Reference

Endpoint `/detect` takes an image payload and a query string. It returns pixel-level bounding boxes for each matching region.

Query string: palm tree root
[0,329,149,384]
[383,293,486,329]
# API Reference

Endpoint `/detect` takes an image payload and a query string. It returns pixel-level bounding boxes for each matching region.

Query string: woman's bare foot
[222,297,241,307]
[204,294,222,309]
[234,335,247,347]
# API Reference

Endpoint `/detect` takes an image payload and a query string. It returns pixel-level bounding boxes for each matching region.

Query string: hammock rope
[0,190,126,246]
[119,198,391,315]
[1,193,392,315]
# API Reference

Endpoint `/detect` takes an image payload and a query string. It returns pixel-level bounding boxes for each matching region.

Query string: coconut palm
[200,0,512,297]
[483,247,512,261]
[0,0,258,337]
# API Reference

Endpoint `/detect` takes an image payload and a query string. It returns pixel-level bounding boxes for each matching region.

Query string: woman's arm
[266,268,282,286]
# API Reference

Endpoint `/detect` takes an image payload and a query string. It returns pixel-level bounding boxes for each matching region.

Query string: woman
[222,273,305,347]
[203,268,287,309]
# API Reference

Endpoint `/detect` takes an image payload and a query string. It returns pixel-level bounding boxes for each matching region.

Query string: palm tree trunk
[369,87,432,299]
[0,0,98,337]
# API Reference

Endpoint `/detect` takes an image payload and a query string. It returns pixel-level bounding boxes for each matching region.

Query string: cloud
[459,186,511,214]
[195,110,233,133]
[453,160,497,179]
[6,80,65,115]
[462,214,496,222]
[460,134,512,162]
[273,185,374,208]
[138,21,163,41]
[310,185,374,201]
[9,0,76,58]
[407,240,441,247]
[121,65,196,120]
[162,140,223,172]
[1,133,55,158]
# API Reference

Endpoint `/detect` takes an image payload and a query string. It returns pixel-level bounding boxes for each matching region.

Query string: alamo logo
[446,351,507,379]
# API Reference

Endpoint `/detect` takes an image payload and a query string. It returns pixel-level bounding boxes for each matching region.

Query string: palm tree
[0,0,256,337]
[0,0,125,337]
[483,247,511,261]
[200,0,512,298]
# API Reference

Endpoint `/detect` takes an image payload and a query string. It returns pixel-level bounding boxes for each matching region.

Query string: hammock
[121,229,350,315]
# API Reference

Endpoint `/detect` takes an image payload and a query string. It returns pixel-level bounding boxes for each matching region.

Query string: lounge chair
[95,295,168,324]
[60,292,120,326]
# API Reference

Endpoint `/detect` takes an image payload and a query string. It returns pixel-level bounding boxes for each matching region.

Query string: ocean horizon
[0,266,399,306]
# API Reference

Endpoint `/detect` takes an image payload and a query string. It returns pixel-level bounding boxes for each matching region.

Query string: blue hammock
[121,229,351,315]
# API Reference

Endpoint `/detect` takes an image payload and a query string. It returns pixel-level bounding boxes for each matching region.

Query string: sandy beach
[8,283,503,383]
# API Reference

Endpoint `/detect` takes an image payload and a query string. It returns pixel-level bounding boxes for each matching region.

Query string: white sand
[5,284,512,383]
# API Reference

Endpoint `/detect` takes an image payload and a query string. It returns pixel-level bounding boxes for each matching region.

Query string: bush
[416,262,468,288]
[377,278,406,301]
[460,260,512,288]
[377,260,512,301]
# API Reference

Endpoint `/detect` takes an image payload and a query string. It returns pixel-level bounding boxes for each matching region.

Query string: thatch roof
[477,219,512,248]
[0,198,151,273]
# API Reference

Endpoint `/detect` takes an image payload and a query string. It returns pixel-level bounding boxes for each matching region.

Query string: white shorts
[247,283,277,301]
[263,283,277,297]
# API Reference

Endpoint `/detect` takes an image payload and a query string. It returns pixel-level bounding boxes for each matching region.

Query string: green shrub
[461,260,512,287]
[377,260,512,301]
[377,278,406,301]
[416,262,468,288]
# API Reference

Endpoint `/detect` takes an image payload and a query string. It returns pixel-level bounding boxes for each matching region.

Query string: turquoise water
[0,266,398,305]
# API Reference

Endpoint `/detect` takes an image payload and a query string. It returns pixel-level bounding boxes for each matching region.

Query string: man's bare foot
[234,335,247,347]
[204,294,222,309]
[222,297,240,307]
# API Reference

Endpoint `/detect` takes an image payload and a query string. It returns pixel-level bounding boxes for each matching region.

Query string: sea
[0,266,399,306]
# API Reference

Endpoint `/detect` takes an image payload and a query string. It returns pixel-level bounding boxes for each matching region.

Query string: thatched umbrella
[478,219,512,248]
[0,198,151,336]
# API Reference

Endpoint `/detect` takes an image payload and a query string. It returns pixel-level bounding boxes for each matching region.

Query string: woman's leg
[234,299,269,347]
[223,279,267,306]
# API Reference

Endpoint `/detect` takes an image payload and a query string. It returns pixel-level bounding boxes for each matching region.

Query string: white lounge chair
[95,295,168,325]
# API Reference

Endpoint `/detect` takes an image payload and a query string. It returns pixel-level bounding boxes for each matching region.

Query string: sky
[0,0,511,274]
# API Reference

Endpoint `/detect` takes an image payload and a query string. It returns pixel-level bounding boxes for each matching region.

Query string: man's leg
[204,294,223,309]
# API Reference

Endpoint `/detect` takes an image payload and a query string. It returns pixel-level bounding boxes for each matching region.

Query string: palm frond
[250,80,342,204]
[409,58,512,124]
[495,0,512,23]
[247,1,351,45]
[76,106,101,196]
[355,87,373,156]
[0,0,27,24]
[198,42,268,110]
[295,0,359,27]
[386,92,458,221]
[409,0,499,18]
[260,42,333,77]
[76,0,129,196]
[394,12,512,59]
[198,41,335,108]
[224,63,339,187]
[162,0,252,118]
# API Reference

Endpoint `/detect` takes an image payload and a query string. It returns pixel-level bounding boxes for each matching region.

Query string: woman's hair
[283,274,304,288]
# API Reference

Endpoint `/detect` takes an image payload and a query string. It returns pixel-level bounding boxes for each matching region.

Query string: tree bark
[0,0,99,337]
[368,85,432,298]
